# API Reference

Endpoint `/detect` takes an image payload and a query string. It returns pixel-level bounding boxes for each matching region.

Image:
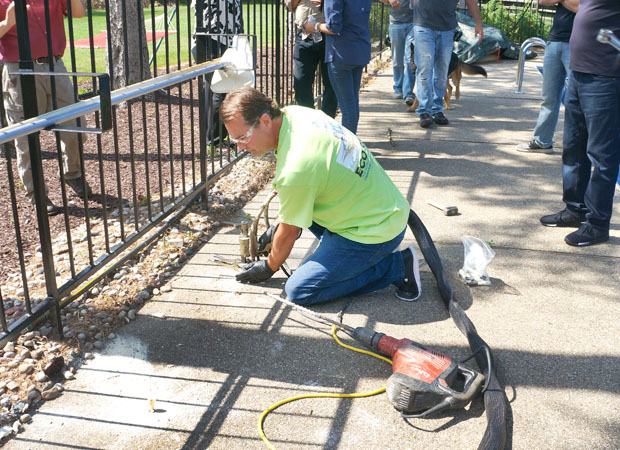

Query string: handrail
[514,37,546,94]
[0,59,230,145]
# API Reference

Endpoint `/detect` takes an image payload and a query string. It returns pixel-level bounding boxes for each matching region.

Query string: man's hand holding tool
[236,260,276,283]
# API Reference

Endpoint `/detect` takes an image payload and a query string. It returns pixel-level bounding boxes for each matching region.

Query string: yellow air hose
[258,325,393,450]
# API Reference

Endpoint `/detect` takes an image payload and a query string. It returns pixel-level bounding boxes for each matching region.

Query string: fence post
[275,0,281,105]
[195,0,209,208]
[14,0,63,339]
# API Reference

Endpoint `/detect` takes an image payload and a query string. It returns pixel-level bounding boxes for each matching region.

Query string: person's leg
[413,25,435,115]
[284,228,406,306]
[578,74,620,229]
[562,71,590,217]
[351,65,363,131]
[389,23,407,96]
[403,25,416,101]
[532,41,568,147]
[3,63,49,198]
[51,59,82,181]
[293,33,319,108]
[328,62,359,133]
[431,29,455,115]
[319,55,338,118]
[207,39,229,144]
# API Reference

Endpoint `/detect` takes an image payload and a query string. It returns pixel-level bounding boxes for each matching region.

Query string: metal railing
[0,0,296,346]
[514,37,546,93]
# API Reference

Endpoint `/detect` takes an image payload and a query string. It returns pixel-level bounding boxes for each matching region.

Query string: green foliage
[481,0,553,44]
[369,2,390,47]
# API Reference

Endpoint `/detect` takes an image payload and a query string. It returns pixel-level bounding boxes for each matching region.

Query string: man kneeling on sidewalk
[221,87,421,305]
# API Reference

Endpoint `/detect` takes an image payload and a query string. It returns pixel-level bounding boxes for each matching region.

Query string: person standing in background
[191,0,244,146]
[540,0,620,246]
[286,0,337,118]
[0,0,91,216]
[517,0,578,154]
[412,0,483,128]
[381,0,416,107]
[303,0,372,134]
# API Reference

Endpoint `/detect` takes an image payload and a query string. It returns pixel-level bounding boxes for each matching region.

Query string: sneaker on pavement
[516,140,553,154]
[395,246,422,302]
[65,175,92,199]
[564,223,609,247]
[393,91,403,99]
[540,208,586,227]
[405,96,415,106]
[432,112,449,125]
[419,113,433,128]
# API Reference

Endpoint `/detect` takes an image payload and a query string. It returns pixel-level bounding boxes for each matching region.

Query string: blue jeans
[328,62,364,134]
[413,26,454,115]
[533,41,571,147]
[562,71,620,229]
[285,223,406,306]
[389,22,415,99]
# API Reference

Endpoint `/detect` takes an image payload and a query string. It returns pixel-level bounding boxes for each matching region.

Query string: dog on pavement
[408,42,487,111]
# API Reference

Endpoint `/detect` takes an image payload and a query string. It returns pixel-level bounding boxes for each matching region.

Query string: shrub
[481,0,553,44]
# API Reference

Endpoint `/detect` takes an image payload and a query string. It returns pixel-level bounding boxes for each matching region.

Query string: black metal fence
[2,0,547,346]
[0,0,313,346]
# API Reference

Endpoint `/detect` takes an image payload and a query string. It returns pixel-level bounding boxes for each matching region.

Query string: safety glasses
[230,122,257,144]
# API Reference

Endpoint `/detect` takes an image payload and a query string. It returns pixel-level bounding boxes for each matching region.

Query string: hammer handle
[427,199,447,212]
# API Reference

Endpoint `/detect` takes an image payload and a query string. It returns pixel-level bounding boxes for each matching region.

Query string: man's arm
[464,0,484,44]
[286,0,300,13]
[538,0,578,12]
[0,2,16,39]
[69,0,85,18]
[379,0,401,8]
[266,222,300,272]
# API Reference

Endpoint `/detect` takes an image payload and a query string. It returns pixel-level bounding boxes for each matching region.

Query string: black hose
[407,210,507,450]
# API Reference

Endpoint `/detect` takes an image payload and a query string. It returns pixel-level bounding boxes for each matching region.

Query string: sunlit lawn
[64,4,288,76]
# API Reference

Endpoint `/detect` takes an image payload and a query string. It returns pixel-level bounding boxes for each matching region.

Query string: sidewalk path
[5,59,619,450]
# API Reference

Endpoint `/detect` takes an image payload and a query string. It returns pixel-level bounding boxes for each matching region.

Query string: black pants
[205,39,228,145]
[293,31,338,118]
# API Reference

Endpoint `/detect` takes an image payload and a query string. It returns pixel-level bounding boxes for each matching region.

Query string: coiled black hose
[407,210,507,450]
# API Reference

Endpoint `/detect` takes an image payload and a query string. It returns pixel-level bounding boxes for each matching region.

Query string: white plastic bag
[211,35,255,93]
[458,235,495,286]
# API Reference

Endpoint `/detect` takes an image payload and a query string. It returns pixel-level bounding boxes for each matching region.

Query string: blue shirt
[324,0,371,66]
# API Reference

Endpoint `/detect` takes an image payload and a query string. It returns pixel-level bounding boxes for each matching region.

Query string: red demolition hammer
[352,326,486,417]
[264,292,486,418]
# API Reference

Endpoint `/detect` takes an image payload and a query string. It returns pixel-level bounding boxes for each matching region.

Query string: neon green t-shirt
[273,106,409,244]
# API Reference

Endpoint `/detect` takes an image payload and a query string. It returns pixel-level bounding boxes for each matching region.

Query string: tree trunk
[107,0,151,90]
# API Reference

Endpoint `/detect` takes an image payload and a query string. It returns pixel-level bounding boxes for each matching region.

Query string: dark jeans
[204,39,228,145]
[327,62,364,134]
[293,32,338,118]
[562,71,620,229]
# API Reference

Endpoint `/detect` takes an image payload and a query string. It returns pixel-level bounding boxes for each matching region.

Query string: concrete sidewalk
[5,59,619,450]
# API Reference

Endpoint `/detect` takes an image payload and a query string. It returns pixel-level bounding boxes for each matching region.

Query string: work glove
[257,223,302,256]
[257,224,278,255]
[236,260,276,283]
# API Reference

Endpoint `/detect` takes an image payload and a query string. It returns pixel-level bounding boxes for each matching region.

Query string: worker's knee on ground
[284,279,317,306]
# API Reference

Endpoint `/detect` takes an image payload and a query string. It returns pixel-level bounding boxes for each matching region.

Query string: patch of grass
[64,3,284,79]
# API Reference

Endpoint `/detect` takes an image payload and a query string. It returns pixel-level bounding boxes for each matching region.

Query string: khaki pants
[2,58,81,198]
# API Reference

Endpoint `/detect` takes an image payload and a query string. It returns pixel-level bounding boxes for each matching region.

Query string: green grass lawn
[64,4,289,76]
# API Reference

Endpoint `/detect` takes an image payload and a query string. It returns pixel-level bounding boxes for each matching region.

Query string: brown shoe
[65,176,92,198]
